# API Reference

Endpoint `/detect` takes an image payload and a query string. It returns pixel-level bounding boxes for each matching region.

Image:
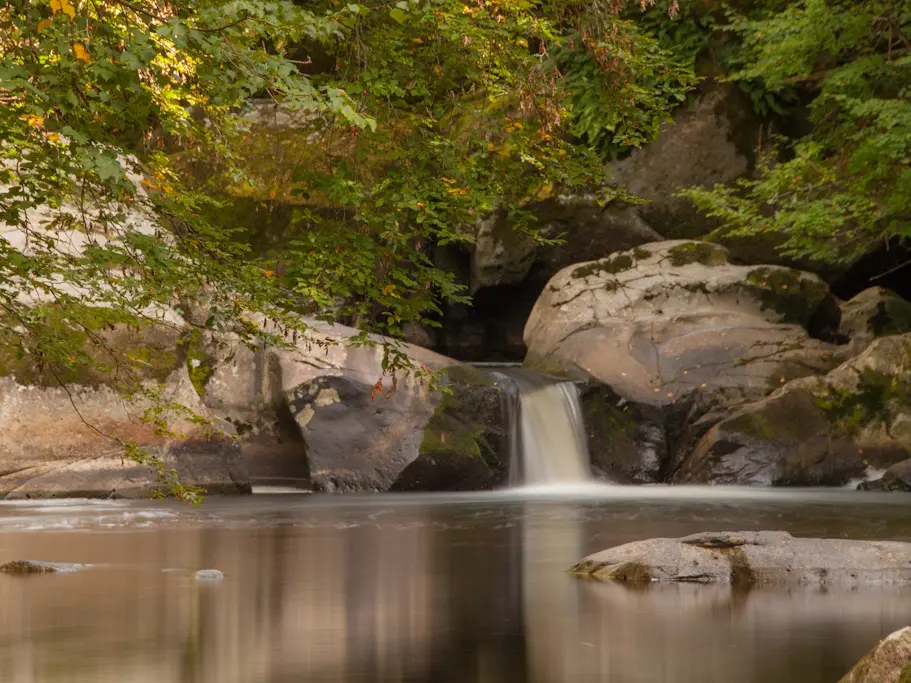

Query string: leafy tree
[680,0,911,266]
[0,0,693,498]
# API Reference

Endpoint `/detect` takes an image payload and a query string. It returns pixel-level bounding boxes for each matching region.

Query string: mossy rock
[744,267,829,326]
[814,369,911,437]
[666,241,729,267]
[570,247,651,280]
[391,371,510,491]
[444,363,496,387]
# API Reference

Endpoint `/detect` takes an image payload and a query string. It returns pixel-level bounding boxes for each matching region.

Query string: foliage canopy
[0,0,693,498]
[681,0,911,266]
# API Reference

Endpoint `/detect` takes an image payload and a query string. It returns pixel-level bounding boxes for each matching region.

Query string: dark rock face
[391,370,514,492]
[839,287,911,346]
[571,531,911,587]
[607,85,757,241]
[286,374,435,492]
[838,627,911,683]
[580,382,673,483]
[859,459,911,492]
[676,335,911,486]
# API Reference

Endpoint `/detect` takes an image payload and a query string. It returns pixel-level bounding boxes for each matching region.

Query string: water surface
[1,487,910,683]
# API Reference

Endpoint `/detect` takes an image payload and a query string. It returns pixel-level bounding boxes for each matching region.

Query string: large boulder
[607,85,756,241]
[202,320,511,492]
[524,240,841,480]
[838,627,911,683]
[677,334,911,486]
[859,459,911,492]
[839,287,911,347]
[570,531,911,586]
[391,366,515,491]
[0,364,249,500]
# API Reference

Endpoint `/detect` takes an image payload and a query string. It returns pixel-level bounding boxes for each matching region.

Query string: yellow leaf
[24,114,44,128]
[433,64,441,74]
[487,143,495,152]
[50,0,76,18]
[263,270,276,278]
[38,18,53,31]
[382,284,396,295]
[45,132,61,142]
[412,38,423,44]
[73,43,90,63]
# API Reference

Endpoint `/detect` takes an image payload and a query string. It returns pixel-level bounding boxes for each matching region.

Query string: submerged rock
[0,560,87,574]
[194,569,224,581]
[838,626,911,683]
[570,531,911,587]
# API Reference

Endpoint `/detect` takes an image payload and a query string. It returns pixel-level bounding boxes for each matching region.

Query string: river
[0,487,909,683]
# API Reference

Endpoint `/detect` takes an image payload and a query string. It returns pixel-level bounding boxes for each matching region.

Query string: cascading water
[490,368,596,487]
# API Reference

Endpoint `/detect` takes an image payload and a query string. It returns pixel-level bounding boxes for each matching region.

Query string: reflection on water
[0,489,910,683]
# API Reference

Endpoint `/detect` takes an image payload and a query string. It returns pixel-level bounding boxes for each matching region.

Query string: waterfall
[493,369,594,487]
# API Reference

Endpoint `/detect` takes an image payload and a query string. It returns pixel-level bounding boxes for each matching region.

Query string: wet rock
[859,459,911,492]
[838,626,911,683]
[678,335,911,486]
[570,531,911,587]
[194,569,224,581]
[286,374,435,492]
[391,367,513,491]
[0,560,86,574]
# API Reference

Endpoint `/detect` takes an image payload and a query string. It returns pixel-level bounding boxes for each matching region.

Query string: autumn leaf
[38,18,53,32]
[263,270,276,278]
[50,0,76,19]
[382,284,396,295]
[73,43,90,63]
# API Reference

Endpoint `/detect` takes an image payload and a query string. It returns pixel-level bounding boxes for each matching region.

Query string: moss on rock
[571,249,649,280]
[444,363,496,387]
[666,241,729,267]
[180,329,216,397]
[744,267,828,326]
[814,369,911,437]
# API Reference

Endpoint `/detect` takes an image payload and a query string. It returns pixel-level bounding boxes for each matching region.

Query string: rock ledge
[570,531,911,587]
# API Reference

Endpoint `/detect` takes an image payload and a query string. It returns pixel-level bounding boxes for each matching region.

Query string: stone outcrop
[0,309,514,497]
[524,240,843,480]
[839,287,911,347]
[677,334,911,486]
[838,627,911,683]
[859,459,911,492]
[0,355,249,499]
[570,531,911,587]
[391,366,515,491]
[607,85,756,241]
[200,320,512,492]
